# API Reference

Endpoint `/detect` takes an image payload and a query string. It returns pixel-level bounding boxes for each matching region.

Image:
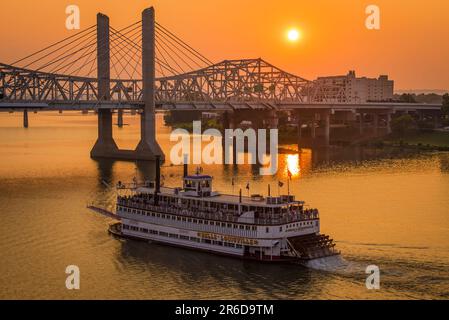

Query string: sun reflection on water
[286,154,301,177]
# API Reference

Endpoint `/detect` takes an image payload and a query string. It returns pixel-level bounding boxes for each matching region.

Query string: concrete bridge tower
[90,13,119,158]
[135,7,164,160]
[90,8,164,161]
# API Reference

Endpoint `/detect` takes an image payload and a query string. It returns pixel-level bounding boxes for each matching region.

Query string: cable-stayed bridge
[0,17,312,110]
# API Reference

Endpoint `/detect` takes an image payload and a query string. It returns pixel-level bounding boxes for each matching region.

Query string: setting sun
[287,28,301,42]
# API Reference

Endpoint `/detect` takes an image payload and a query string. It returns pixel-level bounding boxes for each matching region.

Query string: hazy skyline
[1,0,448,91]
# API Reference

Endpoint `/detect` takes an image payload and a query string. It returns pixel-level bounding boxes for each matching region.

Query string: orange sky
[1,0,448,91]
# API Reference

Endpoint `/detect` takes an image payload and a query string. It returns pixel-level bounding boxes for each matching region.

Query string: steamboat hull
[107,221,339,263]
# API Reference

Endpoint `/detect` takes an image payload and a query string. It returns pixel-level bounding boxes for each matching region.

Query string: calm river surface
[1,111,449,299]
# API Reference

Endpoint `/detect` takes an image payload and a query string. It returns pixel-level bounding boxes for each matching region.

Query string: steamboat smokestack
[155,155,161,194]
[183,154,188,178]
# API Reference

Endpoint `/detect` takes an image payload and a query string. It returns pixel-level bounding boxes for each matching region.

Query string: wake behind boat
[89,159,340,263]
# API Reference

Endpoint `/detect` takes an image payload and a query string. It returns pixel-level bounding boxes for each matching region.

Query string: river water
[1,111,448,299]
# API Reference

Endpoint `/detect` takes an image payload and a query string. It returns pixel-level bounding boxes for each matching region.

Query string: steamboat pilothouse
[90,158,339,263]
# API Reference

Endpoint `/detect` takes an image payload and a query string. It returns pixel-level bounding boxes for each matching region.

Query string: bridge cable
[110,26,179,76]
[91,22,143,78]
[110,26,143,78]
[10,25,96,66]
[38,33,99,73]
[55,34,99,75]
[155,23,212,65]
[155,28,205,70]
[154,36,186,74]
[23,28,97,70]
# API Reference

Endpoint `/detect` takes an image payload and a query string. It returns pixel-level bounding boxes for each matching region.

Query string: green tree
[442,93,449,118]
[399,93,416,103]
[391,114,415,136]
[399,93,417,103]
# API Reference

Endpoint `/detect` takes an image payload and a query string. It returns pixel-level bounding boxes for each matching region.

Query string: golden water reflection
[1,112,449,299]
[286,154,300,177]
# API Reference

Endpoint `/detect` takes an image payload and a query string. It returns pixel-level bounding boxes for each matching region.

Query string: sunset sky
[1,0,448,91]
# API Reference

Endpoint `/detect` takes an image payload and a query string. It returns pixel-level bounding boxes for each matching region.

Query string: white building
[312,71,394,103]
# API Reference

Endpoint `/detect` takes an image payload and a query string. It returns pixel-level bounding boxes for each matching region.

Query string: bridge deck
[0,101,442,112]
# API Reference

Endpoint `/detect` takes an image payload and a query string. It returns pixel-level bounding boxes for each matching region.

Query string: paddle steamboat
[91,159,339,263]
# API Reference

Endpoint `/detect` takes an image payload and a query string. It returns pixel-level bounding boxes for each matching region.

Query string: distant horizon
[394,89,448,95]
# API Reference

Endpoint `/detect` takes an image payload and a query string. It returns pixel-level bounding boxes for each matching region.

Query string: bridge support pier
[117,110,124,128]
[323,111,330,146]
[386,112,392,135]
[373,113,379,136]
[310,118,316,139]
[359,113,364,135]
[23,110,29,128]
[297,119,302,140]
[134,7,165,161]
[294,110,332,147]
[91,109,119,158]
[433,114,442,129]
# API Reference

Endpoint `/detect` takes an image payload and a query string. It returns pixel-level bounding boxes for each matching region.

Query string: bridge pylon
[90,13,119,159]
[134,7,164,161]
[90,8,164,161]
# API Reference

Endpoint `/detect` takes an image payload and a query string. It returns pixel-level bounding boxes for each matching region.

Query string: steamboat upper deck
[117,172,319,226]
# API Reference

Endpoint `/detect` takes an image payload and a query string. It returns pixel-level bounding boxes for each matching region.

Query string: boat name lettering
[197,232,258,246]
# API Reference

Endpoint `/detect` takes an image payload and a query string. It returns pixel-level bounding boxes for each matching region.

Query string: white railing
[117,198,319,226]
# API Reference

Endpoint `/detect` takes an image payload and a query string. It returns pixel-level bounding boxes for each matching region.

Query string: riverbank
[361,130,449,151]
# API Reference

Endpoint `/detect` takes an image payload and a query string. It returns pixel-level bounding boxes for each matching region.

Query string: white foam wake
[303,255,362,274]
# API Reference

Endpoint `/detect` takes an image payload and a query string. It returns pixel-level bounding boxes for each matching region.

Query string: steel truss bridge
[0,58,316,110]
